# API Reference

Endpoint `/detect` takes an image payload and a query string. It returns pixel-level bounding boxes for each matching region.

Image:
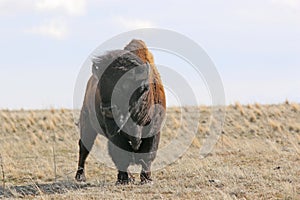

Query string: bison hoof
[115,179,129,185]
[140,178,153,185]
[116,171,134,185]
[75,169,86,182]
[140,171,152,185]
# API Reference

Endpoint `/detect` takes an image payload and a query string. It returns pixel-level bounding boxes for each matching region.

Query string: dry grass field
[0,102,299,199]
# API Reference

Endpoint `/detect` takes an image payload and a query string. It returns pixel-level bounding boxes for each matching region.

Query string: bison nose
[129,139,142,151]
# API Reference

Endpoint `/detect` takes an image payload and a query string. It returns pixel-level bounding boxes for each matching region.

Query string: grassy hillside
[0,102,299,199]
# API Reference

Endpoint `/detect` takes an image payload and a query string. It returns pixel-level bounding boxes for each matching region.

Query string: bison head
[92,50,151,151]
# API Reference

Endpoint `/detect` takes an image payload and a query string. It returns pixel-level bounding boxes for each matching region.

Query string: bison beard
[75,40,166,185]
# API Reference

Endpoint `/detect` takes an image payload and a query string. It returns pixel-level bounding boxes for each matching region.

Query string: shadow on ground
[0,181,95,198]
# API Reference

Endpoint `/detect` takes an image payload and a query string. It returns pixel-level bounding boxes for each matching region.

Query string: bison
[75,39,166,184]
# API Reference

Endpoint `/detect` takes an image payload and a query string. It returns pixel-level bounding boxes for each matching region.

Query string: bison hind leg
[75,122,97,182]
[75,139,88,182]
[75,166,86,182]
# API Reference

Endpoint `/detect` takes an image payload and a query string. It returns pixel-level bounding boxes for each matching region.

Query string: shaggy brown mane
[124,39,166,113]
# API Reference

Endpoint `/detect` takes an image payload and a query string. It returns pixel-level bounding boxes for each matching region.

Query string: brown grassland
[0,102,299,199]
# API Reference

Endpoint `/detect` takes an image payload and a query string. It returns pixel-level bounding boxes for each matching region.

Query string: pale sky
[0,0,299,109]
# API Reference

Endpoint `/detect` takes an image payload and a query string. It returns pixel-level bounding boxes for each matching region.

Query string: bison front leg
[116,171,135,185]
[140,160,152,184]
[75,121,97,182]
[108,135,134,185]
[137,134,160,184]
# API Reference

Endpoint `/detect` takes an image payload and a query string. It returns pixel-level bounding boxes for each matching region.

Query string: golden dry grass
[0,103,299,199]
